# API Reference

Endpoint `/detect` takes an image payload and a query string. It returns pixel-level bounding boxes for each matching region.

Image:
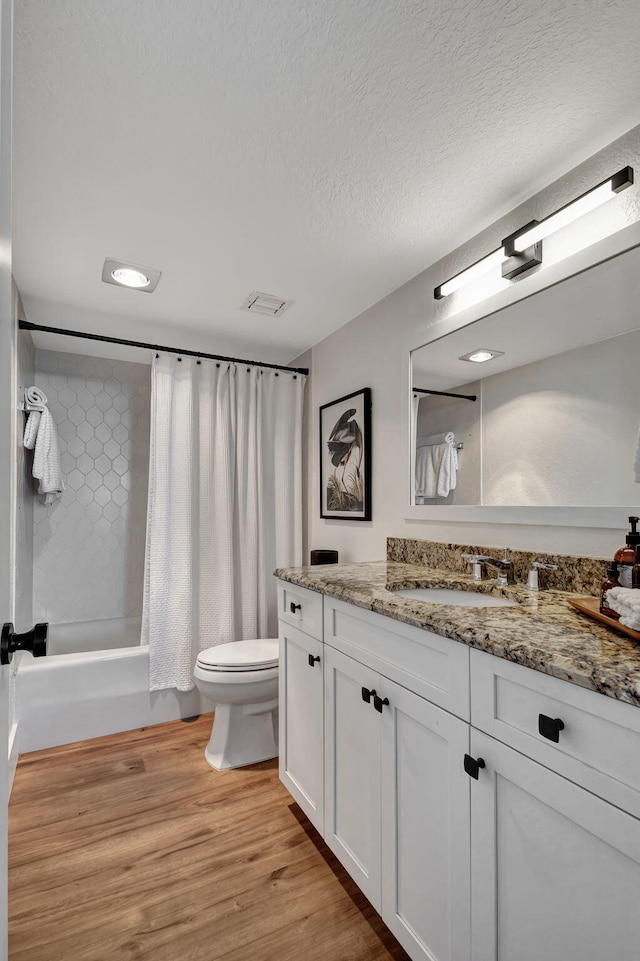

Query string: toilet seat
[196,638,278,672]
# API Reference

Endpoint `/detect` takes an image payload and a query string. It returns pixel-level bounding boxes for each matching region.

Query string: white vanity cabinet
[323,601,472,961]
[277,584,324,833]
[276,578,640,961]
[469,728,640,961]
[469,648,640,961]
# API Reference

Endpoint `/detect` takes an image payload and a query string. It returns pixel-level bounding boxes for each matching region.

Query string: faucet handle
[502,547,511,564]
[526,559,559,591]
[461,553,486,581]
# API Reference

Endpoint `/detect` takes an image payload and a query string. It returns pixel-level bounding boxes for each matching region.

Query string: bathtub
[15,616,210,753]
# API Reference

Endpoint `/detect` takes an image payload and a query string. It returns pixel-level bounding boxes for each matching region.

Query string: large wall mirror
[410,243,640,512]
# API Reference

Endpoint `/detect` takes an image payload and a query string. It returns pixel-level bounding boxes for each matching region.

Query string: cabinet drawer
[471,648,640,817]
[277,581,323,640]
[325,597,470,721]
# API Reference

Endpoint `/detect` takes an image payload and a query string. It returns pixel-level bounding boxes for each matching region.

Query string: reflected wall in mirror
[411,244,640,507]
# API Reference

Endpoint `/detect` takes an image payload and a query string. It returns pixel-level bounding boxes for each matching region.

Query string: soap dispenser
[614,516,640,588]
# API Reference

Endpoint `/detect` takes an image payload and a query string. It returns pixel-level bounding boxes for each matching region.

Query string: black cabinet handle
[464,754,486,779]
[308,654,320,667]
[362,687,376,703]
[373,694,390,713]
[290,602,301,614]
[538,714,565,742]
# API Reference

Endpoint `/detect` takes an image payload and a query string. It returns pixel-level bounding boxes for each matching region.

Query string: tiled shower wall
[33,349,150,624]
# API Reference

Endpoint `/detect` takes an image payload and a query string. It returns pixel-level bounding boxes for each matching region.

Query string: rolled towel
[606,586,640,630]
[23,386,48,412]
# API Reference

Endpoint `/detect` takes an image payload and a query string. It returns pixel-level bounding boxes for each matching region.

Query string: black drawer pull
[361,687,376,703]
[290,602,302,614]
[308,654,320,667]
[373,694,389,713]
[464,754,485,779]
[538,714,565,742]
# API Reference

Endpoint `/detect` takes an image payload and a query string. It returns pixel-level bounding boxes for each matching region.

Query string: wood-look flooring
[9,715,410,961]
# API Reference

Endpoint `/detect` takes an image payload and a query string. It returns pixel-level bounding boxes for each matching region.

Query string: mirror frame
[403,220,640,528]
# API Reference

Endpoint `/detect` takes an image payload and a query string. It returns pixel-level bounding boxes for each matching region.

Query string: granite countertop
[274,561,640,708]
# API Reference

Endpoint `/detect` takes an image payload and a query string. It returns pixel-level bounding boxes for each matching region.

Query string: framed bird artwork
[319,387,372,520]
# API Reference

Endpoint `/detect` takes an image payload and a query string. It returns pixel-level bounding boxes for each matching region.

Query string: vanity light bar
[434,165,634,300]
[434,247,507,300]
[503,166,634,256]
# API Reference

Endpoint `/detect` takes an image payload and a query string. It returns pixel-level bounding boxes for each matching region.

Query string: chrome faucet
[525,559,558,592]
[462,549,513,586]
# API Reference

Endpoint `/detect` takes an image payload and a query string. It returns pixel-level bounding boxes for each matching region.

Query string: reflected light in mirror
[459,348,504,363]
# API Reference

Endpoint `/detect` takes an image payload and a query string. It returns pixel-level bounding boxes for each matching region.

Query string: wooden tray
[567,596,640,641]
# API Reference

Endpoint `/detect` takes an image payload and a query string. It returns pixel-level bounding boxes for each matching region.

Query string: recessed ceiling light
[459,348,505,363]
[102,258,162,293]
[111,267,150,288]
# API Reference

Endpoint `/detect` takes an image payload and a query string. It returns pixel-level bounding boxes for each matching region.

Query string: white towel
[23,385,48,412]
[606,586,640,630]
[415,433,458,498]
[23,389,64,504]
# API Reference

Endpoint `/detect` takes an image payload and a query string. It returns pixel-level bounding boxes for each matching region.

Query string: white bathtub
[16,617,210,753]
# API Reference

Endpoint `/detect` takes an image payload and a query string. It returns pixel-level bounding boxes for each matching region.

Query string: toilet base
[204,699,279,770]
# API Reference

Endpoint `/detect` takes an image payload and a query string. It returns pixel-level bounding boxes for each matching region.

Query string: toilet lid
[196,638,279,672]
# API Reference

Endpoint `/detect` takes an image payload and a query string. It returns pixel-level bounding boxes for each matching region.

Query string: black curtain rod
[18,320,310,376]
[413,387,477,402]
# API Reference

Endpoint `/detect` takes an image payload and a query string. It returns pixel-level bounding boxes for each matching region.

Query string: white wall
[482,330,640,507]
[301,124,640,562]
[33,349,150,624]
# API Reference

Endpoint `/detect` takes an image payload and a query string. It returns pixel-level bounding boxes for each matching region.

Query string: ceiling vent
[240,291,294,317]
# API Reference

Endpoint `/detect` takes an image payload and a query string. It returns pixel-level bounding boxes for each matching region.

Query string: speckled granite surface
[274,560,640,708]
[387,537,608,596]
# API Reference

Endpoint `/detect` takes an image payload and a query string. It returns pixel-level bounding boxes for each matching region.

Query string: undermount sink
[392,587,517,608]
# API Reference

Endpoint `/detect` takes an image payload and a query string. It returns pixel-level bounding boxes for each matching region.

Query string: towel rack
[413,388,477,402]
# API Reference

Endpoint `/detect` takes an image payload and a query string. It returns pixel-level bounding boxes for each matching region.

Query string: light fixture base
[501,240,542,280]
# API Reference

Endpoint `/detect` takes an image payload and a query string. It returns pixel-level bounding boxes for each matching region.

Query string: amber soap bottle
[614,516,640,588]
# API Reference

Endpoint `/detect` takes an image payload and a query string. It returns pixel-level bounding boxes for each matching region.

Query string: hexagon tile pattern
[34,349,151,624]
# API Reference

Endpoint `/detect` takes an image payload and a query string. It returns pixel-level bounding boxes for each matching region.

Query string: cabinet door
[381,680,470,961]
[470,729,640,961]
[324,646,382,910]
[279,623,324,833]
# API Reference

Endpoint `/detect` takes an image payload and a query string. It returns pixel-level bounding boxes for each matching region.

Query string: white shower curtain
[142,355,306,692]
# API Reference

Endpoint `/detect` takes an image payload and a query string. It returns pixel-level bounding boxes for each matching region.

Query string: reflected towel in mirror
[415,432,458,498]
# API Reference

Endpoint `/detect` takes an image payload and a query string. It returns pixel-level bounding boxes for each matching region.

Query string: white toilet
[194,638,279,770]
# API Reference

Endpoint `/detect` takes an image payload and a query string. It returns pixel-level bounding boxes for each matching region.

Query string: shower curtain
[142,354,306,692]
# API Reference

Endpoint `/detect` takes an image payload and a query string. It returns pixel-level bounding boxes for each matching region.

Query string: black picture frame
[319,387,372,521]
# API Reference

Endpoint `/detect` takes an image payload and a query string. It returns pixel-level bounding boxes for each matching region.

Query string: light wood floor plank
[9,715,410,961]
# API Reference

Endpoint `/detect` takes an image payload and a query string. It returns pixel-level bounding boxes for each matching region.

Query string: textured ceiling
[13,0,640,363]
